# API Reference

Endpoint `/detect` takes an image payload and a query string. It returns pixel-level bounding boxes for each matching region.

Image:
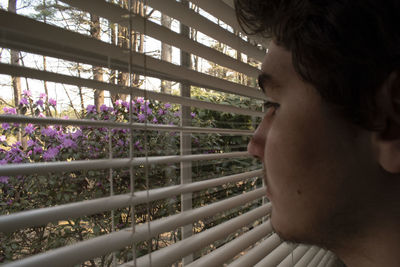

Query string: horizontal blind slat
[254,242,299,267]
[3,189,266,267]
[293,246,320,267]
[0,10,266,100]
[277,244,311,267]
[307,249,329,267]
[0,170,263,233]
[124,204,272,267]
[186,220,273,267]
[0,115,255,135]
[0,63,264,117]
[316,252,334,267]
[59,0,260,78]
[0,151,250,176]
[145,0,265,62]
[228,233,282,267]
[189,0,268,49]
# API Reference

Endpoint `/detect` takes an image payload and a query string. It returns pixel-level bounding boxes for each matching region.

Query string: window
[0,0,340,266]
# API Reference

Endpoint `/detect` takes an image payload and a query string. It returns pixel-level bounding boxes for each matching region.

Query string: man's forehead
[259,43,294,91]
[261,42,292,75]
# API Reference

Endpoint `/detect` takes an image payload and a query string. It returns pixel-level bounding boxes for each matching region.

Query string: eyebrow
[257,73,280,93]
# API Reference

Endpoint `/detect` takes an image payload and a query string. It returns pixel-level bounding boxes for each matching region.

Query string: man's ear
[373,71,400,173]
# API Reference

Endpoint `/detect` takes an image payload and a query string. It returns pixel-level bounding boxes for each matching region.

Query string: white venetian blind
[0,0,342,266]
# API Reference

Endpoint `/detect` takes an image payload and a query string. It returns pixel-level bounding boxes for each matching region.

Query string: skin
[247,42,400,267]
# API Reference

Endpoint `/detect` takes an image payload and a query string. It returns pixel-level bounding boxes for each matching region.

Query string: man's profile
[235,0,400,266]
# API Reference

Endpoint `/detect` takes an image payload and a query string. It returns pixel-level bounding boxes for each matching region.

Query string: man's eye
[264,101,280,113]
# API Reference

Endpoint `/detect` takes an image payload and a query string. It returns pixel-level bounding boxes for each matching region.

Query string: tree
[160,14,172,94]
[90,14,105,110]
[8,0,21,110]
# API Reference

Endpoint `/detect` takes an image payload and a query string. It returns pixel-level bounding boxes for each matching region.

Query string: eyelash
[264,101,280,114]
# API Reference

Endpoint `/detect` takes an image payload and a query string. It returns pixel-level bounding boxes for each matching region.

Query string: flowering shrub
[0,90,260,265]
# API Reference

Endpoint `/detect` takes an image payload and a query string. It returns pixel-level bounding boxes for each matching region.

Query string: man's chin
[270,210,318,246]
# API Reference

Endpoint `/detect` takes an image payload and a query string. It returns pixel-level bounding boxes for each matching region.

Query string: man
[236,0,400,266]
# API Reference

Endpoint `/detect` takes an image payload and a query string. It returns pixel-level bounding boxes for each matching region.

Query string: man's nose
[247,119,267,160]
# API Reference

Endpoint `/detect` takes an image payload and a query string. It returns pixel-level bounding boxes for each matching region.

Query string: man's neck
[334,216,400,267]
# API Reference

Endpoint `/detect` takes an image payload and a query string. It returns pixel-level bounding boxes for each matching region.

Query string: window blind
[0,1,343,266]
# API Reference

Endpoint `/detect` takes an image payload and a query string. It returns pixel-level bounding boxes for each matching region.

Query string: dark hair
[235,0,400,130]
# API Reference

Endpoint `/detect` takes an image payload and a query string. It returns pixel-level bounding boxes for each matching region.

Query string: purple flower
[43,147,59,161]
[2,123,10,130]
[138,113,146,122]
[174,111,181,117]
[191,112,196,118]
[0,135,6,142]
[41,127,57,138]
[137,97,144,104]
[39,93,47,99]
[27,139,36,147]
[146,108,152,114]
[152,117,158,123]
[36,99,44,106]
[25,124,34,134]
[6,199,12,205]
[62,138,77,149]
[23,90,32,97]
[19,98,29,105]
[117,139,124,146]
[100,104,108,112]
[122,101,129,108]
[71,129,82,139]
[134,140,142,151]
[49,98,57,106]
[164,103,171,109]
[115,99,122,106]
[158,109,166,115]
[12,156,23,163]
[34,146,43,154]
[86,105,96,113]
[3,107,17,115]
[0,176,9,184]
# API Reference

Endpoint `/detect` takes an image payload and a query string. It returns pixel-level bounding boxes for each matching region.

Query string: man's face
[248,42,380,246]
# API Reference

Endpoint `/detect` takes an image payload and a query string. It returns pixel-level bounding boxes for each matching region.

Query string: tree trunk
[160,14,172,94]
[90,14,104,109]
[8,0,21,109]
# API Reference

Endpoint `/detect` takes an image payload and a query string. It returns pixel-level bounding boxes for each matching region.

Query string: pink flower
[115,100,122,106]
[23,90,32,97]
[49,98,57,106]
[138,114,146,121]
[39,93,47,99]
[36,99,44,106]
[38,112,46,118]
[19,98,29,105]
[3,107,17,115]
